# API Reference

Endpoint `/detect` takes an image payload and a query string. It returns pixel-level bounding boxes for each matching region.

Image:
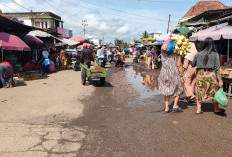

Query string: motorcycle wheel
[100,77,105,86]
[81,69,86,85]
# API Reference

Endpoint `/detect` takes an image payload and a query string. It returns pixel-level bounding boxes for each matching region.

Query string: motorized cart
[80,63,107,85]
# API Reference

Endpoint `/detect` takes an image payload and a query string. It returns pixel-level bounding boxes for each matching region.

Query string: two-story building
[1,11,63,32]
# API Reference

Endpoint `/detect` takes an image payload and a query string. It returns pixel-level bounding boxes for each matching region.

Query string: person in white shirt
[42,47,49,59]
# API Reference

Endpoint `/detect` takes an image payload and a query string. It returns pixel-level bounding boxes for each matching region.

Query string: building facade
[1,12,63,32]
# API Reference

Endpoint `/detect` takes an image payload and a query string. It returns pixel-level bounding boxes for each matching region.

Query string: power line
[0,2,19,12]
[79,0,177,22]
[11,0,31,12]
[77,3,173,23]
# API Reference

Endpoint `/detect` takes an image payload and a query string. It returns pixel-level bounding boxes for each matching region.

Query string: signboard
[143,38,156,41]
[57,27,73,38]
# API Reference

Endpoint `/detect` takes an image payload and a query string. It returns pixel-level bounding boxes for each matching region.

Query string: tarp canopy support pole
[1,48,3,62]
[228,39,230,62]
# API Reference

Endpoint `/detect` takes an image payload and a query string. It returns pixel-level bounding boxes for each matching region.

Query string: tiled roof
[183,1,228,18]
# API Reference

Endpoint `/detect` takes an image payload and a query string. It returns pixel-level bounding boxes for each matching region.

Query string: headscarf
[185,42,198,62]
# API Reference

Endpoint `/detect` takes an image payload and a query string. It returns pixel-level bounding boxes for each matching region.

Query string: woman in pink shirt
[183,43,198,103]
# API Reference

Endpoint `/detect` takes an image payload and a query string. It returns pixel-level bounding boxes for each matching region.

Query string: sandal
[214,111,226,117]
[188,97,196,103]
[195,111,203,115]
[172,107,183,113]
[163,107,171,113]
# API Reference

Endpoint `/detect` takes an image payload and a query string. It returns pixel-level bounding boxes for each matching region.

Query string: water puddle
[126,66,159,100]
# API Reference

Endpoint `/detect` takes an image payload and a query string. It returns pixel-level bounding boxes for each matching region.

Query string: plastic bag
[165,40,175,54]
[214,88,228,107]
[161,38,170,52]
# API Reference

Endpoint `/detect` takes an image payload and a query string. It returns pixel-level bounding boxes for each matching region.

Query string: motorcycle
[108,53,114,63]
[97,55,107,67]
[132,53,139,63]
[115,54,125,67]
[72,54,81,71]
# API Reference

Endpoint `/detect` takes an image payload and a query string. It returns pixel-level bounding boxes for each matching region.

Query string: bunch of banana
[171,36,191,57]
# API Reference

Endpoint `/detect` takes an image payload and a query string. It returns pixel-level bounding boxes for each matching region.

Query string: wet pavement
[71,60,232,157]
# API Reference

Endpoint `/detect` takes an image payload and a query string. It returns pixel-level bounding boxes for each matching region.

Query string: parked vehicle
[115,54,125,67]
[97,55,107,67]
[80,63,107,86]
[133,53,139,63]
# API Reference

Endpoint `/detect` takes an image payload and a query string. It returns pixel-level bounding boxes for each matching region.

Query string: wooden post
[228,39,230,62]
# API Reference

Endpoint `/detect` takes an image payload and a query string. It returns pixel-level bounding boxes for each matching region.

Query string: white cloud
[0,0,176,43]
[117,25,129,34]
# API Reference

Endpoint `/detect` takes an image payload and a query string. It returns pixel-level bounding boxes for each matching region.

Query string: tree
[114,38,123,47]
[114,38,129,48]
[142,30,149,39]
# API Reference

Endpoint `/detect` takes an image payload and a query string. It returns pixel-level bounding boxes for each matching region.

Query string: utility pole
[102,31,105,45]
[82,20,88,39]
[167,14,171,34]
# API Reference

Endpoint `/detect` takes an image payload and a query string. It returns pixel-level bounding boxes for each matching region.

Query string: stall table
[220,66,232,97]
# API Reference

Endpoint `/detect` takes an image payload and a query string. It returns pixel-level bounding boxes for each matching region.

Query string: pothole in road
[126,65,160,100]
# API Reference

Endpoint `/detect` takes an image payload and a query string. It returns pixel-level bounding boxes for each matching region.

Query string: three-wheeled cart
[80,64,107,85]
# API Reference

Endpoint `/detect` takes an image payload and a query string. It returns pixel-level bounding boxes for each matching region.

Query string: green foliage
[114,38,129,48]
[142,30,149,39]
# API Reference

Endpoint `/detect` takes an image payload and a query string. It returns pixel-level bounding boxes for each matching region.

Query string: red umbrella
[70,37,86,42]
[0,32,31,51]
[23,34,43,45]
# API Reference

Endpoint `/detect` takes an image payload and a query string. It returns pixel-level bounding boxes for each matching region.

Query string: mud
[70,62,232,157]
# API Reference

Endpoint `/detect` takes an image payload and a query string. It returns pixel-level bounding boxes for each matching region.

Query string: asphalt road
[71,60,232,157]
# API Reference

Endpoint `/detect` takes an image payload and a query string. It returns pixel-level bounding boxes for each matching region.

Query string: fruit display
[171,36,192,57]
[15,73,42,81]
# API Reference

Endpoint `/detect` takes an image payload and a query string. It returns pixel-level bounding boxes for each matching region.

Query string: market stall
[0,32,31,62]
[190,22,232,61]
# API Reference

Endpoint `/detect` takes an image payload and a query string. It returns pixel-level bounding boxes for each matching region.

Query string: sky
[1,0,232,43]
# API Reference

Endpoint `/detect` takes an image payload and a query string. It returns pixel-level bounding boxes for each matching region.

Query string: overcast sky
[1,0,232,43]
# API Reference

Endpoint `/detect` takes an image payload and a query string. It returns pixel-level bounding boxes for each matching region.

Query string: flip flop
[195,111,203,115]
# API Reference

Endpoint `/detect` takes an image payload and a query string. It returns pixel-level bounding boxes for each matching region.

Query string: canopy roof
[70,37,86,42]
[23,34,43,45]
[156,34,180,41]
[59,38,79,46]
[189,22,232,41]
[77,43,91,49]
[0,32,31,51]
[28,30,53,38]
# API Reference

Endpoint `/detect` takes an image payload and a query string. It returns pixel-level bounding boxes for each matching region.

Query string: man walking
[81,46,94,68]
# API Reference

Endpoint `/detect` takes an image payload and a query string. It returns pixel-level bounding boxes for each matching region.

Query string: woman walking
[60,49,66,70]
[159,51,184,113]
[183,42,198,103]
[151,46,158,69]
[191,38,225,116]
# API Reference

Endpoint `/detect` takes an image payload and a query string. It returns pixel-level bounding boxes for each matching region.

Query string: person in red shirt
[0,62,14,88]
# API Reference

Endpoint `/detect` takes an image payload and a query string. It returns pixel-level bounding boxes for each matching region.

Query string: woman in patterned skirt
[192,38,225,116]
[159,52,184,113]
